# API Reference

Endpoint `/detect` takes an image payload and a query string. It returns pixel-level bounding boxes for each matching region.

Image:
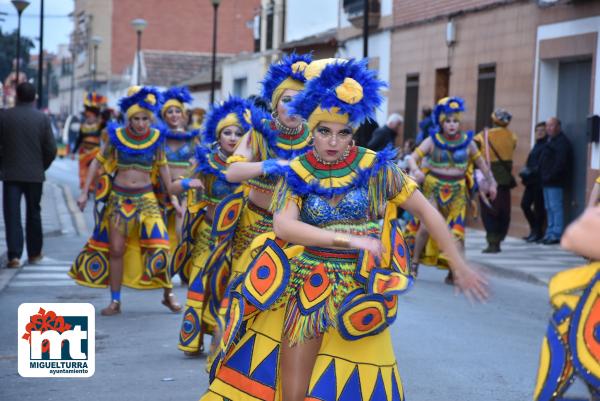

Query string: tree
[0,29,35,83]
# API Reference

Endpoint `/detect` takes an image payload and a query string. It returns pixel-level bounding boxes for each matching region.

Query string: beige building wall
[389,1,600,235]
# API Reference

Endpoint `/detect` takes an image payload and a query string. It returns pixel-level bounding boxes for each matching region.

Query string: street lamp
[90,35,102,91]
[11,0,30,89]
[37,0,44,108]
[130,18,147,86]
[209,0,221,105]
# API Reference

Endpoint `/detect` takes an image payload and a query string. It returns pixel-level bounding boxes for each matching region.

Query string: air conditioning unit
[343,0,381,30]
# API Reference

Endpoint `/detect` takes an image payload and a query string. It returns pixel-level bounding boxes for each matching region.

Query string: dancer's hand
[77,192,88,212]
[411,169,425,184]
[277,159,289,167]
[452,263,489,303]
[350,236,385,261]
[174,203,185,218]
[187,178,204,190]
[488,182,498,201]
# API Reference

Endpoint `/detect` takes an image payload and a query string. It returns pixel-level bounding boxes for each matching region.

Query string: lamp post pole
[130,18,148,86]
[11,1,30,89]
[90,36,102,91]
[37,0,44,108]
[209,0,221,105]
[362,0,369,58]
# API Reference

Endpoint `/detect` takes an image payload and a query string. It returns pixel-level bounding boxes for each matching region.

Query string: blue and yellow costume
[69,86,172,290]
[223,53,314,289]
[533,262,600,400]
[175,97,251,354]
[75,92,107,192]
[158,87,200,253]
[202,59,417,401]
[405,97,477,269]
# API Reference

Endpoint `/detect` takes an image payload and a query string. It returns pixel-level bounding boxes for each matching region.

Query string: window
[265,1,274,50]
[233,77,248,98]
[475,64,496,132]
[434,67,450,102]
[404,74,419,140]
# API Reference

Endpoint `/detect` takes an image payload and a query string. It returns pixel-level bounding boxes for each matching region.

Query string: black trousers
[520,184,545,237]
[480,186,512,244]
[2,181,44,260]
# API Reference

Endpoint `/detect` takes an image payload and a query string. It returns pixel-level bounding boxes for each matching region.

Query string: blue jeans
[542,186,564,240]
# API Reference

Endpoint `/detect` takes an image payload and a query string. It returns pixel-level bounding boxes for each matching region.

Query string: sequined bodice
[209,176,239,201]
[300,186,369,226]
[166,141,194,165]
[430,144,469,168]
[116,149,155,171]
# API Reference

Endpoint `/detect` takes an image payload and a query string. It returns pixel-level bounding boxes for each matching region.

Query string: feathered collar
[285,146,393,198]
[107,122,164,155]
[257,117,312,159]
[160,124,200,140]
[431,130,473,151]
[194,145,228,180]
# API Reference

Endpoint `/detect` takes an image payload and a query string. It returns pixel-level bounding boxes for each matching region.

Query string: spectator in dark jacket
[354,118,379,148]
[0,83,57,267]
[538,117,571,244]
[367,113,403,151]
[520,122,547,242]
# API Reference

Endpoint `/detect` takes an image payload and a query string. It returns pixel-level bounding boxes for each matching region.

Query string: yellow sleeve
[596,175,600,185]
[389,174,418,205]
[270,177,302,213]
[155,144,168,166]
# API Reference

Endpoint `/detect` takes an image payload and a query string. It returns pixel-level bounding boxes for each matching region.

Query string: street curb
[48,181,75,236]
[0,265,20,293]
[61,183,88,236]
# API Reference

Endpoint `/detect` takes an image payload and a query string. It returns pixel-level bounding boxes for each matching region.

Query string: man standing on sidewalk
[0,83,57,267]
[539,117,572,245]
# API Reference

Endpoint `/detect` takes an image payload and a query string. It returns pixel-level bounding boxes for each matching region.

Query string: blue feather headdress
[160,86,193,116]
[203,96,253,144]
[432,96,466,125]
[118,86,162,117]
[288,58,386,130]
[261,52,312,108]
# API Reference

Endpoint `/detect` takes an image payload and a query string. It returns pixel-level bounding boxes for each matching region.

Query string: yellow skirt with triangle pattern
[200,307,404,401]
[404,173,467,269]
[178,219,225,353]
[533,262,600,401]
[68,189,172,289]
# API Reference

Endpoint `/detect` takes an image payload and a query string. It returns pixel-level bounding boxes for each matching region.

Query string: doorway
[556,58,592,223]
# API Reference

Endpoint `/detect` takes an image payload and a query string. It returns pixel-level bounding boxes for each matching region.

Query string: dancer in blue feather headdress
[69,85,203,316]
[214,52,314,316]
[171,95,251,357]
[157,86,201,253]
[405,96,497,282]
[202,59,489,401]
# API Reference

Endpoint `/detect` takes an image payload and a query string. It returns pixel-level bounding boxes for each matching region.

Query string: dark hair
[535,122,546,129]
[16,82,36,103]
[247,94,271,113]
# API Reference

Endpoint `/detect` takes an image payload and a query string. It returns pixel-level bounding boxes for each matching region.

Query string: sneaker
[6,258,21,268]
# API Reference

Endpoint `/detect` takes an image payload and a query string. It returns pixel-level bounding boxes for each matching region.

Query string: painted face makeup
[129,112,151,134]
[219,125,244,155]
[313,121,353,163]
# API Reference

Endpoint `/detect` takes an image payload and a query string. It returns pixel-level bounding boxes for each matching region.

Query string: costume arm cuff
[227,154,248,164]
[262,159,285,176]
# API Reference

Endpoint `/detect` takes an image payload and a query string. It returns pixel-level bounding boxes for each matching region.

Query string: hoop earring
[351,139,356,148]
[308,134,314,146]
[271,111,279,120]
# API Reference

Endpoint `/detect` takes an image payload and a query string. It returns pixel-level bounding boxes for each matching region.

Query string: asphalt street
[0,159,589,401]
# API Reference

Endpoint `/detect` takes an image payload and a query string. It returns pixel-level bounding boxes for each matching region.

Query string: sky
[0,0,73,54]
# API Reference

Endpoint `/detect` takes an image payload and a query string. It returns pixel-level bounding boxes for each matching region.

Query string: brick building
[387,0,600,235]
[69,0,259,109]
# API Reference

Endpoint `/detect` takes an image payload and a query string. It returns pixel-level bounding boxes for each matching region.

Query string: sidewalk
[0,181,75,288]
[464,228,586,285]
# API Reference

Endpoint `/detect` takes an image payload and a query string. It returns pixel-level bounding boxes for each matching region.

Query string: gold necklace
[272,112,304,136]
